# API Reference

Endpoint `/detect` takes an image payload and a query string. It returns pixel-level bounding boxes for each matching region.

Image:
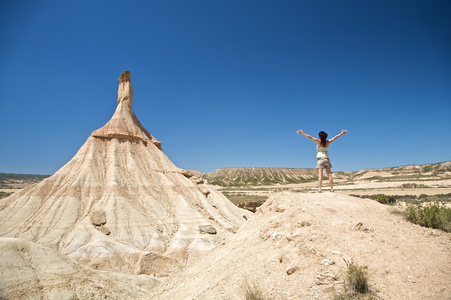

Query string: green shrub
[346,263,369,294]
[0,191,13,199]
[405,203,451,232]
[333,262,375,300]
[371,194,396,205]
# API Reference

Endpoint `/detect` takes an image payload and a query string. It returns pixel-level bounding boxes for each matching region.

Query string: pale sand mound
[147,192,451,300]
[0,237,160,300]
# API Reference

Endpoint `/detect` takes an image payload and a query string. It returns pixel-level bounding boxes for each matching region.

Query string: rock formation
[0,71,251,276]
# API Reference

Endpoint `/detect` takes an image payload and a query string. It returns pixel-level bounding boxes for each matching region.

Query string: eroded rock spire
[91,70,161,147]
[117,70,133,107]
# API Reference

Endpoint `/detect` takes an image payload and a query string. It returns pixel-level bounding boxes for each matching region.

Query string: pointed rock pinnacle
[91,71,161,147]
[117,70,133,107]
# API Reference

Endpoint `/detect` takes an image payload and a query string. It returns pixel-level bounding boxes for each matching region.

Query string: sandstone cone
[0,71,251,275]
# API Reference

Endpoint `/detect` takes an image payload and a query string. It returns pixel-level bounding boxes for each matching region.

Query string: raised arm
[297,129,320,143]
[328,129,347,144]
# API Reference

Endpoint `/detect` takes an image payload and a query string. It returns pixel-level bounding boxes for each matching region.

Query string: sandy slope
[147,192,451,300]
[0,237,160,299]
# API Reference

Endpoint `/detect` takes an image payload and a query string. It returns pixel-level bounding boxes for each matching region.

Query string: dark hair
[318,131,328,147]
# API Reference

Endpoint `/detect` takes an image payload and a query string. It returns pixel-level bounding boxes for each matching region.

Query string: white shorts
[317,158,332,169]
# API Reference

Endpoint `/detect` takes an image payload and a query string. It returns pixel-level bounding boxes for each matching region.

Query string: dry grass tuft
[333,261,379,300]
[241,279,272,300]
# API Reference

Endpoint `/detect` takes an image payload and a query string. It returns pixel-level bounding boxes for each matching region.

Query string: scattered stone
[198,185,210,196]
[310,235,317,241]
[332,250,341,255]
[97,225,110,235]
[90,211,107,226]
[286,266,299,275]
[353,222,363,230]
[301,221,311,227]
[276,204,287,212]
[181,170,194,178]
[352,222,372,232]
[190,176,204,184]
[320,258,335,266]
[286,233,293,241]
[199,225,217,235]
[316,271,338,285]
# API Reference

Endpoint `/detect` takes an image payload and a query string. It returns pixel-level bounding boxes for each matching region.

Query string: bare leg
[318,168,323,192]
[326,168,333,192]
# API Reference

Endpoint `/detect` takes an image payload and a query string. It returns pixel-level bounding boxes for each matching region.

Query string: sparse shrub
[333,262,376,300]
[404,203,451,232]
[346,263,369,294]
[241,279,272,300]
[0,191,13,199]
[371,194,396,205]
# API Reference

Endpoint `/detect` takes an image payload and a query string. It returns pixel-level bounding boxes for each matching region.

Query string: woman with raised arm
[296,129,347,193]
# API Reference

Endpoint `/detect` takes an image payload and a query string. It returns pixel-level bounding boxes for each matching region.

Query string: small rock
[91,211,107,226]
[353,221,372,232]
[181,170,193,178]
[286,266,299,275]
[332,250,341,255]
[199,225,217,234]
[310,235,317,241]
[286,233,293,241]
[190,176,204,184]
[97,225,110,235]
[301,221,311,227]
[276,204,287,212]
[320,258,335,266]
[198,185,210,196]
[353,222,363,231]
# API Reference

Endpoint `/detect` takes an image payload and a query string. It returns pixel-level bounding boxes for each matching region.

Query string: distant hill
[203,161,451,187]
[0,173,50,189]
[203,167,348,187]
[1,161,450,189]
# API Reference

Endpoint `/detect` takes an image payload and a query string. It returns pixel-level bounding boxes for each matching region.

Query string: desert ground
[218,170,451,209]
[147,192,451,300]
[1,167,450,300]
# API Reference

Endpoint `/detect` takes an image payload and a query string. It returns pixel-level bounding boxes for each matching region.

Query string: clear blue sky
[1,0,450,174]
